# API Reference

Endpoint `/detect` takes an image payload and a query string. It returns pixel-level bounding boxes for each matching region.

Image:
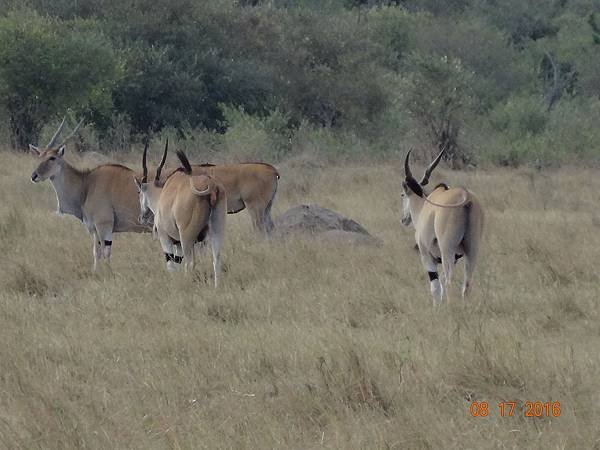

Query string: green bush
[113,45,208,138]
[487,95,548,139]
[0,0,598,166]
[220,106,293,161]
[479,97,600,166]
[0,10,119,149]
[400,52,473,165]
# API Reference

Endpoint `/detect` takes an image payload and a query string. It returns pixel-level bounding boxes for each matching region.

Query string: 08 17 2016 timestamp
[469,401,561,417]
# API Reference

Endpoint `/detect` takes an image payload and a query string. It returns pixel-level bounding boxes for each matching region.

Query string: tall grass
[0,150,599,448]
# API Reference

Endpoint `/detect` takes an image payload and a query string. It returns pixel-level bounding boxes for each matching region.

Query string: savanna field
[0,150,599,449]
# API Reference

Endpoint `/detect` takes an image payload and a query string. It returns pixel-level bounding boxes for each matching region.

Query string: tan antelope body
[29,119,150,270]
[29,116,279,271]
[140,162,278,234]
[136,142,227,287]
[189,162,278,233]
[401,149,484,304]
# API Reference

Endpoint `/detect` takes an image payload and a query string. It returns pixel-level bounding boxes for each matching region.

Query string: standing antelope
[135,141,227,287]
[29,117,150,270]
[188,162,279,234]
[400,149,484,304]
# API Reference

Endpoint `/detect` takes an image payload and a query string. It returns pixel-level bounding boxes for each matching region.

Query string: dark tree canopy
[0,0,598,165]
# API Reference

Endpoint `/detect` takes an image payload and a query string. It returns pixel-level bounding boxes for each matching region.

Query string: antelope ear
[57,145,65,157]
[133,177,142,191]
[29,144,40,156]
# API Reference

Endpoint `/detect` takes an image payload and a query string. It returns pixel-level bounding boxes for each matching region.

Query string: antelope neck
[409,194,425,225]
[146,184,163,214]
[50,162,86,220]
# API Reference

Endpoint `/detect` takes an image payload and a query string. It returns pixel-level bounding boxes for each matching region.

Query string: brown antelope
[188,162,279,234]
[29,117,150,270]
[135,141,227,287]
[30,114,275,272]
[401,149,484,304]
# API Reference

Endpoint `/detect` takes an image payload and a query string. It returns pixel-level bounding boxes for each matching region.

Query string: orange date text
[469,401,561,417]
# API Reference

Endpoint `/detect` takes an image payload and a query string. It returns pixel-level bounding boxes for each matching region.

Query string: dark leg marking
[173,255,183,264]
[428,271,439,281]
[433,254,463,264]
[227,201,246,214]
[196,225,209,243]
[164,253,184,264]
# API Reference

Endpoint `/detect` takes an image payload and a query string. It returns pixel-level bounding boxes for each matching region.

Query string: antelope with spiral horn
[401,148,484,304]
[29,116,150,271]
[135,141,227,287]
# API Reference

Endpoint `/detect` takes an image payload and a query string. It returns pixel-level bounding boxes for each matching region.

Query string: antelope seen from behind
[135,141,227,287]
[401,148,484,305]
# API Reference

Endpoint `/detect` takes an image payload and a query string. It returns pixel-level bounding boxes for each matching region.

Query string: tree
[0,10,118,150]
[112,45,209,137]
[401,53,472,166]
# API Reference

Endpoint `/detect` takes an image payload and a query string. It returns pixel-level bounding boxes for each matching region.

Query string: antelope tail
[189,182,212,196]
[189,178,220,208]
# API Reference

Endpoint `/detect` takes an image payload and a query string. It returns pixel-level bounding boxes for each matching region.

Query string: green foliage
[221,106,293,161]
[113,45,207,138]
[590,13,600,44]
[479,97,600,166]
[0,0,598,165]
[367,7,417,72]
[237,6,386,129]
[475,0,560,48]
[537,14,600,99]
[0,10,118,149]
[401,53,473,164]
[488,96,548,139]
[409,16,534,111]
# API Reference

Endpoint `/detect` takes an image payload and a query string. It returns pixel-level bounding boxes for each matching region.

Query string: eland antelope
[135,141,227,287]
[401,149,484,304]
[29,117,150,270]
[188,162,278,234]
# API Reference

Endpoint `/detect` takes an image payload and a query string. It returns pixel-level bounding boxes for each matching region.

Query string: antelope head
[401,147,445,226]
[134,139,168,225]
[29,115,84,183]
[30,146,66,183]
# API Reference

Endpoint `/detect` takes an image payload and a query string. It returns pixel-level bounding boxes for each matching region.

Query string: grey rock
[274,204,380,245]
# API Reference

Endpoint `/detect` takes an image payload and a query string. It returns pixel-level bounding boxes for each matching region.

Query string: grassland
[0,150,599,449]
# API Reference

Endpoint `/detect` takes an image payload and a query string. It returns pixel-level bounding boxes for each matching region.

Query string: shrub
[487,95,548,139]
[400,52,473,165]
[479,97,600,166]
[220,106,293,161]
[0,10,119,150]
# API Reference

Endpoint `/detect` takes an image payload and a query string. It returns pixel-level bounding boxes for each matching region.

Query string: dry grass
[0,150,599,449]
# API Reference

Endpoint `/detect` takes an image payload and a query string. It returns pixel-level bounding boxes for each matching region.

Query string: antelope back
[191,163,277,199]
